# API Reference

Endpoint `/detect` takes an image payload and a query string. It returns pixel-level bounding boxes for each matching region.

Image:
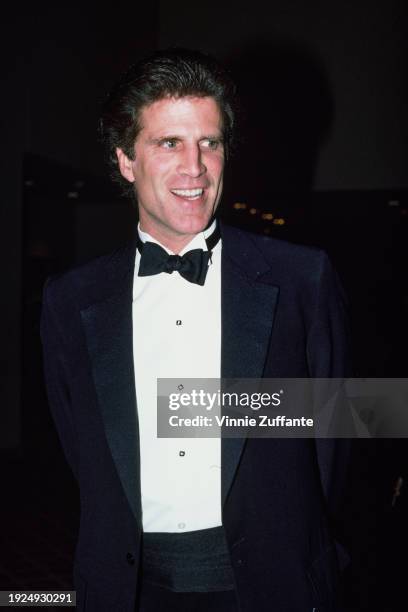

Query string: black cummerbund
[142,526,235,592]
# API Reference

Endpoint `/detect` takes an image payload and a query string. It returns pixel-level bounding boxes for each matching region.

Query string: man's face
[117,96,225,251]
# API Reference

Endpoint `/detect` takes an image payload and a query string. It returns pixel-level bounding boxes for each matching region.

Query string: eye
[201,138,222,150]
[161,138,178,149]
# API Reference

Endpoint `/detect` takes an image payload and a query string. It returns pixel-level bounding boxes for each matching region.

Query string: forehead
[137,96,223,137]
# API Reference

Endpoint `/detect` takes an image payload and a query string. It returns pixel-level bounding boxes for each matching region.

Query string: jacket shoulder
[43,241,136,312]
[221,223,329,280]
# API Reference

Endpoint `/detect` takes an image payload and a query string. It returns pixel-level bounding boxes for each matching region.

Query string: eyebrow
[147,133,224,144]
[147,136,179,144]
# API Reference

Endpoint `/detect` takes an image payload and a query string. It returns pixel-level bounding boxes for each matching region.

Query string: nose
[177,144,206,178]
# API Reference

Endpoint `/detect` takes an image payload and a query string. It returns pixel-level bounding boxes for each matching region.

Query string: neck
[138,218,218,254]
[140,227,197,254]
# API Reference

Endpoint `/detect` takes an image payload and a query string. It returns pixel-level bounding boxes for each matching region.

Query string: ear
[116,147,135,183]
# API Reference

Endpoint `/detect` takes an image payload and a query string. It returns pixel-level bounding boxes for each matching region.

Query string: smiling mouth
[170,188,204,200]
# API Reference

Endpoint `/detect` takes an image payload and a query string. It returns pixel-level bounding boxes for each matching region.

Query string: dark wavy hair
[100,48,238,196]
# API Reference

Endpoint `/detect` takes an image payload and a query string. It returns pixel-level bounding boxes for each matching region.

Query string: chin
[174,215,212,236]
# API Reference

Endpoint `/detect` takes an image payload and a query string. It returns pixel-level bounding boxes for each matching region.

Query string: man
[41,49,351,611]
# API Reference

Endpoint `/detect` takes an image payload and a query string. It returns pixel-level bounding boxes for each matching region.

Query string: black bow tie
[137,224,221,286]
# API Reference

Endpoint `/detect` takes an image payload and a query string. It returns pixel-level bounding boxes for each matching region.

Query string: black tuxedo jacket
[41,224,351,612]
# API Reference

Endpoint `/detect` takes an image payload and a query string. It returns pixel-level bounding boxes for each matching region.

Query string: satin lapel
[80,257,141,524]
[221,226,279,507]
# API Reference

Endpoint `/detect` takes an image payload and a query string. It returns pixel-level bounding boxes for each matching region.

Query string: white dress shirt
[132,221,222,533]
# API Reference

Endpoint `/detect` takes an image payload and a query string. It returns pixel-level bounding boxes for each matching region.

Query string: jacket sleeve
[306,251,352,379]
[40,279,79,481]
[306,252,353,563]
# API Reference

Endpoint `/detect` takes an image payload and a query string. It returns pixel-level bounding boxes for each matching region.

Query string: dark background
[1,1,407,610]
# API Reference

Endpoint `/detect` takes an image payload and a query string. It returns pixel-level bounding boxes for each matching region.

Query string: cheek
[134,159,166,192]
[208,158,224,183]
[147,158,175,188]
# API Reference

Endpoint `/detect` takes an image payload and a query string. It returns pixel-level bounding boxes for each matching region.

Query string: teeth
[171,188,203,197]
